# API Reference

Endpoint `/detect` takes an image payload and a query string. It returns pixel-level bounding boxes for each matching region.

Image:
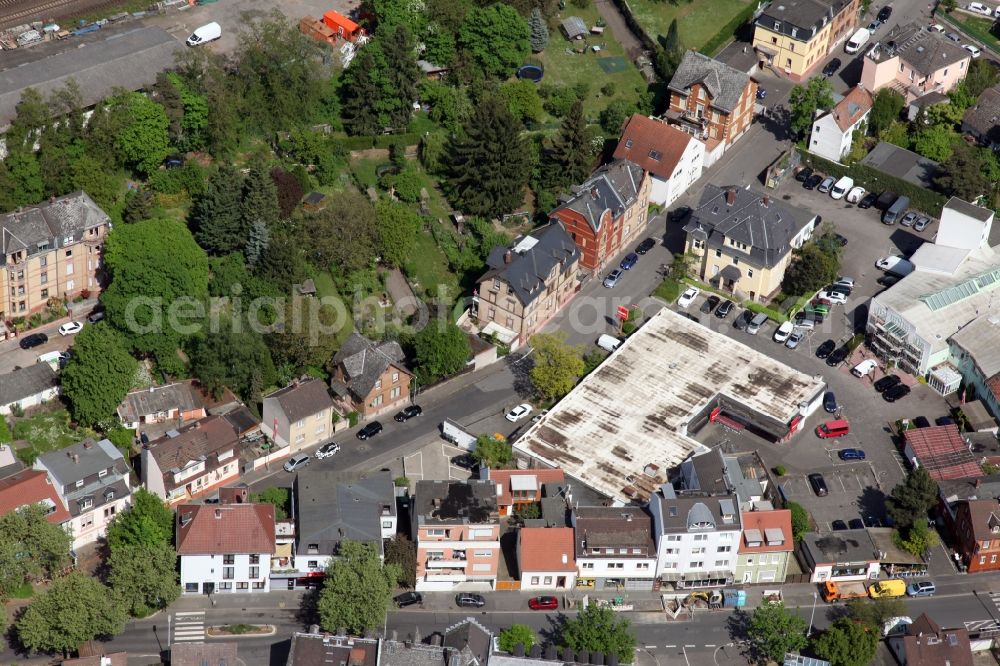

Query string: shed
[302,191,327,211]
[560,16,588,40]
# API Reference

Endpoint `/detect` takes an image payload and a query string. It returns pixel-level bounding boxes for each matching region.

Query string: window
[474,550,492,557]
[691,547,706,554]
[427,529,447,537]
[223,567,235,580]
[66,263,73,275]
[375,379,382,390]
[720,533,733,541]
[714,560,727,567]
[689,561,704,569]
[748,269,754,278]
[745,558,753,566]
[217,582,232,591]
[981,556,987,565]
[66,279,74,291]
[733,257,739,265]
[253,581,266,589]
[79,498,93,510]
[383,520,394,528]
[236,582,249,590]
[993,554,998,563]
[186,583,198,592]
[65,249,72,257]
[771,554,782,564]
[609,563,624,569]
[531,576,540,585]
[250,554,260,564]
[582,562,595,569]
[392,372,400,383]
[224,554,235,565]
[296,433,305,443]
[372,395,383,407]
[718,546,731,553]
[75,480,84,489]
[985,540,992,549]
[39,256,46,267]
[250,566,260,579]
[295,419,304,428]
[771,36,778,44]
[308,560,318,568]
[666,535,681,542]
[662,562,677,570]
[98,469,107,478]
[103,506,116,518]
[715,250,722,258]
[544,576,553,585]
[390,387,401,400]
[693,534,707,541]
[637,562,650,569]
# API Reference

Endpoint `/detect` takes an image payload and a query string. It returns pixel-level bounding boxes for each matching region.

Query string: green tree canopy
[500,80,544,123]
[528,8,549,52]
[473,434,514,469]
[499,624,537,653]
[893,520,940,557]
[384,534,417,588]
[414,322,471,381]
[845,596,907,631]
[340,26,420,134]
[318,540,400,634]
[933,140,995,202]
[108,92,171,176]
[812,617,879,666]
[912,124,955,162]
[786,501,810,541]
[108,541,180,617]
[0,504,72,602]
[302,192,378,274]
[375,200,422,267]
[887,466,938,529]
[458,5,531,78]
[61,324,138,427]
[542,100,592,193]
[106,488,174,551]
[189,165,246,255]
[559,603,636,663]
[781,241,839,296]
[599,98,636,134]
[655,19,684,81]
[789,77,835,137]
[188,315,277,402]
[16,572,128,655]
[964,57,1000,98]
[747,603,809,663]
[869,89,905,137]
[530,333,585,401]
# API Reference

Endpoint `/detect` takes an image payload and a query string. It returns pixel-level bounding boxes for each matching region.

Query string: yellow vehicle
[868,579,906,599]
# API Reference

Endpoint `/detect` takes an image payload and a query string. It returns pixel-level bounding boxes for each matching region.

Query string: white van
[968,2,992,14]
[37,351,64,371]
[830,176,854,200]
[186,22,221,46]
[597,334,622,352]
[845,27,871,54]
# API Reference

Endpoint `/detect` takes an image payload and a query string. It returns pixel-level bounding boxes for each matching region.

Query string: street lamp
[806,591,818,638]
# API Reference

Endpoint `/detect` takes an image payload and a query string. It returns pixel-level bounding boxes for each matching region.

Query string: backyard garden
[623,0,756,52]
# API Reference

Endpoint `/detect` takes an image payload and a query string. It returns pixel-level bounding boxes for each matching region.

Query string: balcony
[425,573,468,582]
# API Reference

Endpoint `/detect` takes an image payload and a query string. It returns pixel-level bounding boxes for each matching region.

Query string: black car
[832,520,848,530]
[826,346,850,367]
[913,416,931,428]
[356,421,384,440]
[734,309,753,331]
[395,592,423,608]
[874,374,902,393]
[804,173,824,190]
[394,405,423,422]
[456,593,486,608]
[451,454,477,470]
[878,274,901,287]
[715,299,735,318]
[828,283,852,296]
[795,166,814,183]
[816,339,836,359]
[883,384,911,402]
[936,416,956,426]
[635,238,657,255]
[823,391,838,414]
[822,58,842,77]
[877,5,892,22]
[18,333,48,350]
[701,295,721,314]
[809,473,829,497]
[858,192,879,209]
[848,518,865,530]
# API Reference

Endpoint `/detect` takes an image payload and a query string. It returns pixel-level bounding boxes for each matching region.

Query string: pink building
[411,480,500,591]
[861,23,970,103]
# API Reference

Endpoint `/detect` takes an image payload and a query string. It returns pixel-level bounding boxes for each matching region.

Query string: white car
[929,23,945,33]
[818,290,847,305]
[315,442,341,460]
[963,44,982,58]
[773,320,795,343]
[58,321,83,336]
[876,255,904,271]
[851,359,878,377]
[505,404,532,422]
[846,186,866,203]
[834,276,855,288]
[677,287,700,308]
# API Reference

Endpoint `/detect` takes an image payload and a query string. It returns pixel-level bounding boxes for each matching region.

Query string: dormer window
[79,498,93,510]
[625,139,633,148]
[773,20,780,29]
[648,149,662,161]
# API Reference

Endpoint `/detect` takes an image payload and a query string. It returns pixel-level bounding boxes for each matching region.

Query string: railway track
[0,0,134,32]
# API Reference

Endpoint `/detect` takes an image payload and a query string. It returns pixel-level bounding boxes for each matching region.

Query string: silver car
[283,454,310,472]
[603,269,623,288]
[785,330,805,349]
[818,176,836,193]
[913,216,931,232]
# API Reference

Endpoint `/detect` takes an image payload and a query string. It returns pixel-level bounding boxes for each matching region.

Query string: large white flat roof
[513,308,825,505]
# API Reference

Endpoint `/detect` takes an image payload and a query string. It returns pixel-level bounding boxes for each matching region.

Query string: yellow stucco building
[752,0,860,81]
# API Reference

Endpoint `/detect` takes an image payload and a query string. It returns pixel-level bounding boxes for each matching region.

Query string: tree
[375,200,422,267]
[845,596,907,631]
[240,163,281,253]
[340,26,420,134]
[789,77,835,137]
[559,603,636,663]
[473,434,514,469]
[655,19,684,81]
[5,148,44,206]
[189,166,246,255]
[421,81,473,132]
[893,520,940,557]
[782,242,839,296]
[108,92,171,175]
[912,124,955,162]
[102,218,209,354]
[528,8,549,52]
[108,542,180,617]
[189,316,277,402]
[251,487,291,520]
[16,572,128,655]
[303,192,378,275]
[499,624,537,653]
[500,80,543,123]
[542,100,592,192]
[384,534,417,588]
[746,603,808,663]
[599,98,636,134]
[61,325,138,427]
[887,466,938,529]
[786,501,810,541]
[318,540,399,635]
[530,333,585,401]
[868,89,905,137]
[964,58,1000,98]
[458,5,531,78]
[414,322,471,381]
[267,297,343,373]
[271,167,306,219]
[811,617,879,666]
[0,504,72,602]
[444,96,530,217]
[106,488,174,551]
[934,140,994,201]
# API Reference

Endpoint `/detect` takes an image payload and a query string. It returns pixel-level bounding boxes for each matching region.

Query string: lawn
[536,4,649,120]
[945,13,1000,53]
[310,270,355,346]
[625,0,753,50]
[12,407,99,465]
[404,226,462,305]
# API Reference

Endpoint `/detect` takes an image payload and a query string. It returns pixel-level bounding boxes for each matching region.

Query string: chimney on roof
[976,478,982,488]
[562,553,568,564]
[591,188,599,199]
[83,440,92,449]
[215,508,222,519]
[725,189,737,205]
[72,454,79,464]
[504,250,513,264]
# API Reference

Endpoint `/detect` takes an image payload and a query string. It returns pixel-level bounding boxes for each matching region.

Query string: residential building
[0,468,70,526]
[286,634,378,666]
[735,509,794,584]
[951,315,1000,420]
[649,484,742,588]
[141,415,242,505]
[261,378,335,452]
[809,85,873,162]
[752,0,860,80]
[962,84,1000,148]
[480,468,565,517]
[0,192,111,320]
[287,470,396,582]
[470,223,581,348]
[887,614,973,666]
[572,506,657,590]
[683,184,818,302]
[176,502,276,594]
[902,425,982,481]
[0,362,58,415]
[799,529,879,582]
[329,333,412,419]
[549,159,651,271]
[937,476,1000,531]
[861,23,970,103]
[411,480,500,591]
[170,643,239,666]
[665,51,759,166]
[513,308,825,505]
[0,442,20,478]
[858,141,940,189]
[117,381,206,431]
[34,438,131,550]
[953,498,1000,573]
[518,526,576,590]
[442,617,494,666]
[676,448,768,509]
[613,114,703,207]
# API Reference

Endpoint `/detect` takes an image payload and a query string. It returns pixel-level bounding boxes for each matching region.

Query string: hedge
[335,132,423,152]
[799,150,949,216]
[607,0,657,52]
[700,3,758,57]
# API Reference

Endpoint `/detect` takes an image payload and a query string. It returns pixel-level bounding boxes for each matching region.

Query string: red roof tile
[176,503,276,555]
[738,510,793,553]
[0,469,70,524]
[488,468,564,506]
[613,114,694,180]
[830,86,873,132]
[904,425,981,480]
[519,527,576,572]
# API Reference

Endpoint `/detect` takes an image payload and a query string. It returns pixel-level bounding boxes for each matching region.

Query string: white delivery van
[37,351,64,371]
[845,27,871,54]
[830,176,854,200]
[186,22,221,46]
[596,334,622,352]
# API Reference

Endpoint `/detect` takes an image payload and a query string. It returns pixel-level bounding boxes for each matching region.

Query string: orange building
[322,11,362,41]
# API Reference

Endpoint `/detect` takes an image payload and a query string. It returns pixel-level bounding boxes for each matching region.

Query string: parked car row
[603,237,658,288]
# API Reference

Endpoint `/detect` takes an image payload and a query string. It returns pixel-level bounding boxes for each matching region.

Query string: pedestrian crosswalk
[173,611,206,643]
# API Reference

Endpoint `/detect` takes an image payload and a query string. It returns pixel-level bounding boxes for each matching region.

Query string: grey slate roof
[264,378,333,423]
[295,470,395,555]
[683,184,816,269]
[756,0,852,36]
[859,141,939,188]
[380,640,449,666]
[413,480,499,526]
[36,438,124,486]
[169,642,239,666]
[117,381,204,424]
[443,618,493,666]
[668,51,751,114]
[871,22,970,76]
[0,362,57,407]
[573,506,655,556]
[653,487,741,534]
[286,634,379,666]
[332,333,410,400]
[962,85,1000,144]
[480,223,580,307]
[0,192,110,261]
[553,160,645,233]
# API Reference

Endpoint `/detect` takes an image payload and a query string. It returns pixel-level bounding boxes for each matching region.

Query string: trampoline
[516,64,544,82]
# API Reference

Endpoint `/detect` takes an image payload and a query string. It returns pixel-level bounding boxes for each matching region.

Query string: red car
[528,596,559,611]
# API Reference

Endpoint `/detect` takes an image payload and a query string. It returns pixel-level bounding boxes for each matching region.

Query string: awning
[274,543,292,558]
[481,321,518,345]
[719,264,742,281]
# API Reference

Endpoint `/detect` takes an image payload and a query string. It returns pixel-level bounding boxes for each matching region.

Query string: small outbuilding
[560,16,588,40]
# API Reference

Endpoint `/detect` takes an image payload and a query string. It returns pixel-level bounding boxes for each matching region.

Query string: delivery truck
[868,579,907,599]
[821,580,868,602]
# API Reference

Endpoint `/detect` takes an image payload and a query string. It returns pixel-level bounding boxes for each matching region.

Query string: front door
[203,582,215,595]
[557,576,566,588]
[742,571,752,584]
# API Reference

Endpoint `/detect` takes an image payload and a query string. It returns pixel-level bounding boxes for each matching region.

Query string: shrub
[394,476,410,487]
[348,411,360,427]
[774,465,787,477]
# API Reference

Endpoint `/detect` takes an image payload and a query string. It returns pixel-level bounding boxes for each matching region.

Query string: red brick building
[954,498,1000,573]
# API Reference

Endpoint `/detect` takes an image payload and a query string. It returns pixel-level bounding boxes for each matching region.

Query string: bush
[774,465,787,477]
[348,411,359,427]
[786,501,810,541]
[601,83,617,97]
[394,476,410,487]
